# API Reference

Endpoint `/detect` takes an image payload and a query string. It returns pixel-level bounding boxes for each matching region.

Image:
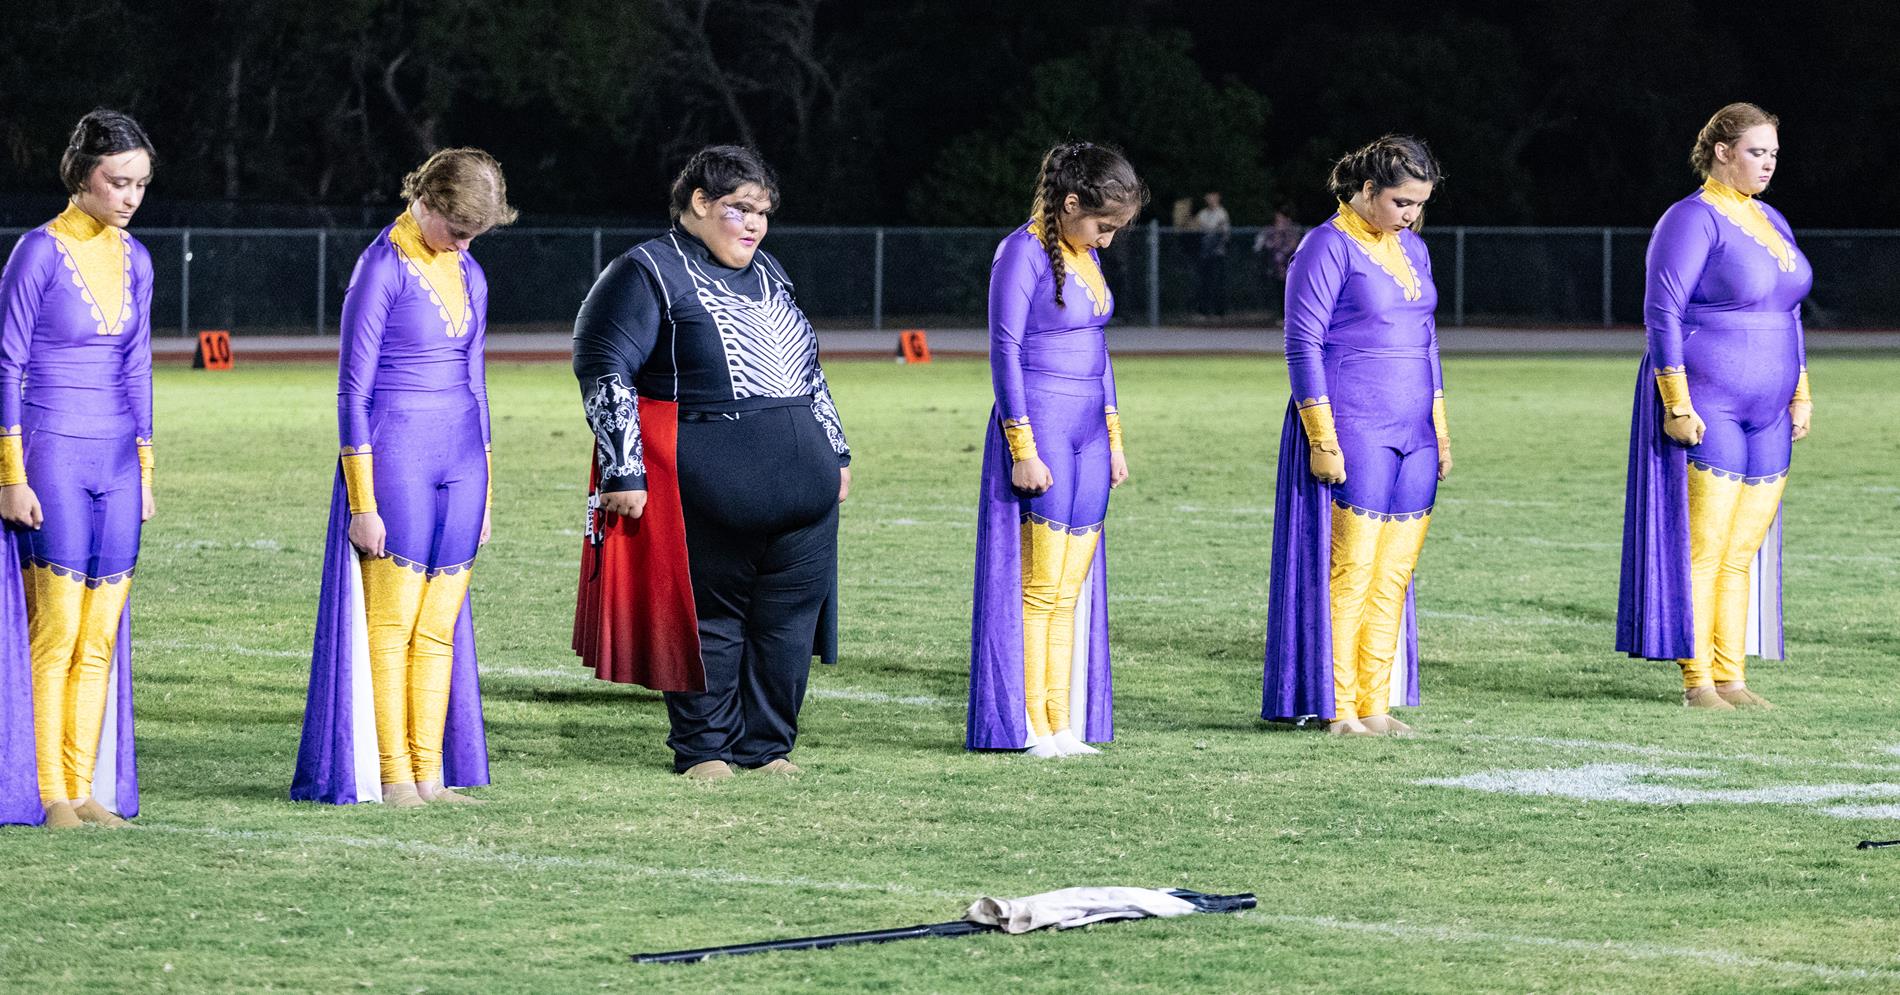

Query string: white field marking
[1824,803,1900,819]
[1437,497,1569,508]
[1170,504,1273,516]
[1416,609,1596,628]
[1444,734,1900,774]
[1249,913,1900,984]
[809,687,953,707]
[144,825,968,899]
[143,638,306,660]
[1419,763,1900,816]
[165,538,284,551]
[137,826,1900,982]
[483,664,954,708]
[1436,533,1620,552]
[1886,745,1900,758]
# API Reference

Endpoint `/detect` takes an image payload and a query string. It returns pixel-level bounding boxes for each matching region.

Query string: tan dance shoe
[1682,686,1736,710]
[682,760,735,781]
[381,782,428,808]
[43,801,84,830]
[754,759,802,776]
[1361,714,1415,735]
[1714,683,1774,709]
[73,799,129,828]
[418,781,487,805]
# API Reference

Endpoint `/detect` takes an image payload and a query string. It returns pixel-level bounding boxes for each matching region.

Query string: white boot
[1025,734,1063,758]
[1050,729,1100,755]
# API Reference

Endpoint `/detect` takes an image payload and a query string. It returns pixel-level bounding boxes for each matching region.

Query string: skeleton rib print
[672,237,817,400]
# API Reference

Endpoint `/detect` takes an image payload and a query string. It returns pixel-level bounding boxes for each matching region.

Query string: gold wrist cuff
[341,448,377,515]
[1002,418,1038,463]
[137,441,154,488]
[1654,370,1692,411]
[1792,369,1811,406]
[1296,399,1338,447]
[0,431,23,488]
[1431,393,1449,442]
[1104,409,1124,454]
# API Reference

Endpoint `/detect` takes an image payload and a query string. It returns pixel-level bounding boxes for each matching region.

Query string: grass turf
[2,354,1898,994]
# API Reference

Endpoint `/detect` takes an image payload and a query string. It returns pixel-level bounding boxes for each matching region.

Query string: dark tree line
[1,0,1890,227]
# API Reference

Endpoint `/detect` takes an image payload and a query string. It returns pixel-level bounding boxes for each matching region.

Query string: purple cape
[290,468,489,804]
[0,524,139,825]
[967,412,1113,749]
[1262,400,1419,722]
[1616,356,1783,661]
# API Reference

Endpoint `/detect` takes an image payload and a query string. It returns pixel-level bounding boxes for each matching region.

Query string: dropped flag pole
[632,888,1256,965]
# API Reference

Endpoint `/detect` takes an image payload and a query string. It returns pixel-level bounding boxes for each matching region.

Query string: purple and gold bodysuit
[292,210,491,802]
[1618,178,1813,685]
[1263,204,1445,723]
[0,203,153,821]
[968,222,1120,749]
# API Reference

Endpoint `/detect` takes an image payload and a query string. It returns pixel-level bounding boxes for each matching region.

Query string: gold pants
[361,556,473,783]
[25,565,131,804]
[1329,508,1431,720]
[1679,466,1786,688]
[1020,520,1100,737]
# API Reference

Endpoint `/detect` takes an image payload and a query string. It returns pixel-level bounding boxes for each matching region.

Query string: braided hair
[1028,142,1149,307]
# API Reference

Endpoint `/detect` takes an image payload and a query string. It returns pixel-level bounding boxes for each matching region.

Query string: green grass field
[3,355,1898,994]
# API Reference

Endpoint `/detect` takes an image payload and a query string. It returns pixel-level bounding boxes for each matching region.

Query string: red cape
[573,398,707,692]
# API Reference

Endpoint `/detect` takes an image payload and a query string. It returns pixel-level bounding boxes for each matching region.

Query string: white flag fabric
[965,887,1199,934]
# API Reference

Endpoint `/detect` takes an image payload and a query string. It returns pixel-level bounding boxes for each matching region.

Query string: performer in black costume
[572,145,850,780]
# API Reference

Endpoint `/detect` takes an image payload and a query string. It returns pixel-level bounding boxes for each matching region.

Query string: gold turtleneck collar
[1697,177,1795,272]
[391,208,447,261]
[1329,202,1421,301]
[49,202,115,242]
[47,202,132,336]
[1026,220,1111,317]
[1333,200,1388,242]
[388,209,472,337]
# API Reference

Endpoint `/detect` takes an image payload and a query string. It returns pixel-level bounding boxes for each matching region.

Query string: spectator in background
[1193,191,1231,318]
[1253,205,1303,319]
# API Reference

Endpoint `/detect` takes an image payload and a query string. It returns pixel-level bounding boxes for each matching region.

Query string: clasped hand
[0,482,43,529]
[1789,401,1812,442]
[1662,407,1706,447]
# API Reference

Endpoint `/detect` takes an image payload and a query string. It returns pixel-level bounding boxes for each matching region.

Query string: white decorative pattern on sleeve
[584,373,644,479]
[810,367,849,456]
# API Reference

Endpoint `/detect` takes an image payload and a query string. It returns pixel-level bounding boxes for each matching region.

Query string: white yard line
[143,638,307,660]
[1441,733,1900,774]
[137,825,1900,982]
[144,825,968,899]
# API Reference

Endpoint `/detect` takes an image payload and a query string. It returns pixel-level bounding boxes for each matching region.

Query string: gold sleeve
[0,429,23,487]
[1431,391,1449,442]
[1792,368,1811,406]
[341,447,377,515]
[1104,406,1124,454]
[1001,417,1038,463]
[1653,368,1693,414]
[1295,399,1338,447]
[137,439,155,489]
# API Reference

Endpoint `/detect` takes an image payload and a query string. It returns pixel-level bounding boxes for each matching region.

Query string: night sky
[0,0,1888,227]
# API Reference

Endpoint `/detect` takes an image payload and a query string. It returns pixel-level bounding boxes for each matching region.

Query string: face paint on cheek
[722,205,746,226]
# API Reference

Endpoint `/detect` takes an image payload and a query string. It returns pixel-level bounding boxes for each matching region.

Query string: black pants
[666,405,840,771]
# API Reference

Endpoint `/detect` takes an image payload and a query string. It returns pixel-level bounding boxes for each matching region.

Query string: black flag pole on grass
[631,889,1257,965]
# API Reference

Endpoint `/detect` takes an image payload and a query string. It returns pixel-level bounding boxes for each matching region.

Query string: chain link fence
[6,224,1894,335]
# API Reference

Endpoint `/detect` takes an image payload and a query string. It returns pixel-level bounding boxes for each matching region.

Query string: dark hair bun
[59,108,155,195]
